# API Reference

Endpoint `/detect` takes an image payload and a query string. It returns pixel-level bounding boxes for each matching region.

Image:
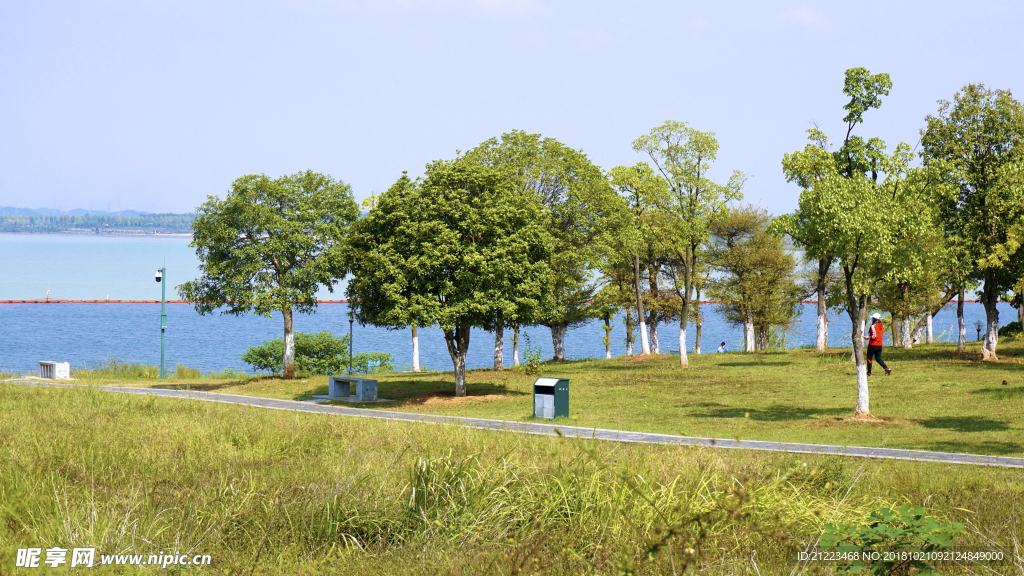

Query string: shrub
[998,320,1021,338]
[241,332,393,376]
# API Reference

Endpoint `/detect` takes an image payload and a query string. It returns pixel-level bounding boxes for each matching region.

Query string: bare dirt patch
[812,416,900,427]
[405,391,512,407]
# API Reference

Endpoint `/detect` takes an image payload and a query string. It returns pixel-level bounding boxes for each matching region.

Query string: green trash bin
[533,377,568,420]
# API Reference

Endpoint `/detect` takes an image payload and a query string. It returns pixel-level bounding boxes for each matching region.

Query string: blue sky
[1,0,1021,216]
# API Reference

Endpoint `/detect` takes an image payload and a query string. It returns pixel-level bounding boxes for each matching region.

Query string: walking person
[864,313,891,376]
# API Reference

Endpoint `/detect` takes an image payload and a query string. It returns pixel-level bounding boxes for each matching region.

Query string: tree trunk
[926,312,934,344]
[443,322,471,397]
[815,258,830,351]
[677,319,689,369]
[625,310,634,355]
[603,315,612,359]
[694,319,702,355]
[957,287,966,353]
[282,306,296,379]
[693,289,702,354]
[743,310,755,352]
[852,307,870,418]
[551,324,567,361]
[411,326,421,372]
[980,275,1000,361]
[494,321,504,370]
[634,254,651,355]
[512,324,520,367]
[901,316,912,349]
[649,316,660,354]
[910,314,925,345]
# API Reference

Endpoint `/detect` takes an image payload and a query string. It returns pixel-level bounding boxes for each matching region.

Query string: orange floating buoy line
[0,299,355,304]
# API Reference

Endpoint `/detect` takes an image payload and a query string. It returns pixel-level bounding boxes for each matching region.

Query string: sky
[1,0,1022,217]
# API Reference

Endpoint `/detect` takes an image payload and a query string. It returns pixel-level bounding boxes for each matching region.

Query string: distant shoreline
[0,231,192,239]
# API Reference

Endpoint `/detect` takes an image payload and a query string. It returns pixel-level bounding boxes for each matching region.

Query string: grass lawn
[1,381,1021,575]
[61,338,1024,457]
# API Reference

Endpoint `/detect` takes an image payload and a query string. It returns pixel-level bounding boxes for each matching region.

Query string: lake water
[0,234,1015,375]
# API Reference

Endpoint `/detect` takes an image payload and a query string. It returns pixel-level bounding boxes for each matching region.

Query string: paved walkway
[7,380,1023,469]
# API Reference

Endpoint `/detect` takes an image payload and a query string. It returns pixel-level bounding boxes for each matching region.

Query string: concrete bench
[38,361,71,380]
[328,376,378,402]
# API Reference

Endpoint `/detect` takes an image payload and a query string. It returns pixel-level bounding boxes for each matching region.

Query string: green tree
[708,206,802,351]
[775,68,934,418]
[463,131,618,362]
[344,162,553,397]
[921,84,1024,360]
[177,171,358,379]
[632,121,746,368]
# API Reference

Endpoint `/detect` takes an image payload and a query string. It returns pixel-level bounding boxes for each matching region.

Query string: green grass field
[1,381,1022,575]
[70,338,1024,458]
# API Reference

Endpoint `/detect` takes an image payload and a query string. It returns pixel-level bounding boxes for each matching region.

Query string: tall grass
[1,383,1021,575]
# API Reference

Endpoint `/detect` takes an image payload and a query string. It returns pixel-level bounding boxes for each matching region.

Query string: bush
[998,320,1021,338]
[241,332,394,376]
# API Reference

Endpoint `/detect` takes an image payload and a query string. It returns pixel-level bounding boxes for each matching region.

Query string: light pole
[974,319,984,342]
[156,267,167,378]
[348,311,354,376]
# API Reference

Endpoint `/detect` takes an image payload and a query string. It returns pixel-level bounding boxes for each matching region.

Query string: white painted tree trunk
[855,362,870,417]
[551,324,567,361]
[649,318,660,354]
[638,319,651,355]
[694,319,702,355]
[926,313,934,344]
[411,326,420,372]
[678,320,689,368]
[283,307,296,379]
[816,288,829,351]
[901,317,912,349]
[494,323,504,369]
[982,311,1000,361]
[443,323,471,397]
[512,324,520,367]
[625,313,634,356]
[743,313,755,352]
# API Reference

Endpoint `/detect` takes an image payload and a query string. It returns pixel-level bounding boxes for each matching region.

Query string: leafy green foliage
[345,159,554,396]
[998,320,1021,338]
[821,504,964,575]
[178,170,359,378]
[463,131,620,347]
[518,333,543,376]
[241,331,393,376]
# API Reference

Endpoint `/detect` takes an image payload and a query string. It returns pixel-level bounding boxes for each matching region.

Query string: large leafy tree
[344,161,553,396]
[178,171,359,379]
[708,206,801,351]
[463,131,617,362]
[776,68,936,418]
[921,84,1024,360]
[632,121,746,368]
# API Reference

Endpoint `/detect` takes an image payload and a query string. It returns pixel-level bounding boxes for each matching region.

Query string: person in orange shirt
[864,313,891,376]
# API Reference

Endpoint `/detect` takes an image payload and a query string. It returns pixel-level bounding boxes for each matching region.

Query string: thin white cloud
[776,6,827,26]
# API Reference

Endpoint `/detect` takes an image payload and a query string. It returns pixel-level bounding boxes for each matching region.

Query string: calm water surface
[0,234,1014,375]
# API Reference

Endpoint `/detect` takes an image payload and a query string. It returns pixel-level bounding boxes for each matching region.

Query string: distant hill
[0,206,151,217]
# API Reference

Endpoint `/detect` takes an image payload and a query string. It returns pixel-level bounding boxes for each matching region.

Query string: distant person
[717,342,728,353]
[864,313,891,376]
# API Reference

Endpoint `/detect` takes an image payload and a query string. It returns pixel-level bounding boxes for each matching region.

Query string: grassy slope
[1,382,1021,575]
[74,339,1024,458]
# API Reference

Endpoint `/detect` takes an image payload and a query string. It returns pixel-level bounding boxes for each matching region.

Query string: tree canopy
[177,170,358,378]
[344,160,553,396]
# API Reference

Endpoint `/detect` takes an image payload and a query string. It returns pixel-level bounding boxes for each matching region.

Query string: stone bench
[328,376,378,402]
[38,361,71,380]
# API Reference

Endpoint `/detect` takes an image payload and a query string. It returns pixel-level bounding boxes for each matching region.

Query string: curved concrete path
[7,380,1023,469]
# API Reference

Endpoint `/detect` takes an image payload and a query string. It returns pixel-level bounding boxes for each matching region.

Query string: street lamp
[155,267,167,378]
[974,319,984,342]
[348,310,354,376]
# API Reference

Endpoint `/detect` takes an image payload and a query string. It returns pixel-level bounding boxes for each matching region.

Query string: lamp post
[348,311,354,376]
[155,267,167,378]
[974,319,984,342]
